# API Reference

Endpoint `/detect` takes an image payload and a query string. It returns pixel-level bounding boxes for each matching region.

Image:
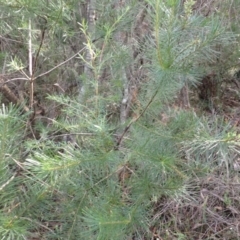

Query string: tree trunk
[79,0,96,101]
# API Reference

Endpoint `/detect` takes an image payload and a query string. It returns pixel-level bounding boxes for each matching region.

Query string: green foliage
[143,0,235,107]
[182,115,240,177]
[0,0,240,239]
[0,215,28,240]
[0,104,29,240]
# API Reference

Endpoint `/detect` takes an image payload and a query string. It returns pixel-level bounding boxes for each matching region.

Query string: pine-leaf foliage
[0,0,239,239]
[0,104,29,240]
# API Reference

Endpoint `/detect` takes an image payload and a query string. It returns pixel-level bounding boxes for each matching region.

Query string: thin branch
[34,47,86,80]
[33,24,46,75]
[20,217,56,234]
[0,173,16,191]
[0,78,29,88]
[8,155,65,195]
[0,35,23,43]
[115,89,159,150]
[28,19,34,109]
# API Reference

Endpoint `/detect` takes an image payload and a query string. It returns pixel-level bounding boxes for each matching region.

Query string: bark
[179,84,190,108]
[79,0,96,101]
[118,2,149,124]
[0,77,29,112]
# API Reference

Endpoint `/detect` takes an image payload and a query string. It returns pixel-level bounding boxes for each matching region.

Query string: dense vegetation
[0,0,240,239]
